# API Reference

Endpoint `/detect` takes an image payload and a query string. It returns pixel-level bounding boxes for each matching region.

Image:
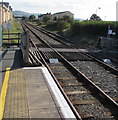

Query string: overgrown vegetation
[66,21,118,46]
[28,15,118,46]
[43,15,73,34]
[3,18,21,33]
[71,21,118,36]
[3,18,21,44]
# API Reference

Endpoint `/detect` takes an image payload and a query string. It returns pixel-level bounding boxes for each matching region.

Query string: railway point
[0,1,118,119]
[0,46,77,119]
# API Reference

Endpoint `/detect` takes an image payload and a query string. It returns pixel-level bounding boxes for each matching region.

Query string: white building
[52,11,74,20]
[38,13,52,20]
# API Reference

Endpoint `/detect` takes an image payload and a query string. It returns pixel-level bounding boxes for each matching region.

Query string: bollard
[24,30,29,65]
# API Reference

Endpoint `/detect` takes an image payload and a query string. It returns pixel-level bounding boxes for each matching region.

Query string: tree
[43,15,51,23]
[29,15,36,21]
[57,21,68,33]
[62,15,73,23]
[22,16,27,20]
[90,14,102,21]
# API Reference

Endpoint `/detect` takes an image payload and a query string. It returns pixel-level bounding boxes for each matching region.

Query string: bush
[71,21,118,36]
[46,21,59,30]
[57,21,68,32]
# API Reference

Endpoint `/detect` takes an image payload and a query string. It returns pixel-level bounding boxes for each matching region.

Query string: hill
[13,11,40,18]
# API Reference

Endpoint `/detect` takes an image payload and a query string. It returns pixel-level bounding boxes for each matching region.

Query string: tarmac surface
[0,47,23,93]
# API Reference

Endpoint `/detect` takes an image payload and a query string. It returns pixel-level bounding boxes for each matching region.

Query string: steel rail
[27,23,118,75]
[39,26,118,75]
[21,22,82,120]
[22,22,118,119]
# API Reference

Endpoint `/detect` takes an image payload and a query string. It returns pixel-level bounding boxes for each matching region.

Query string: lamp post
[96,7,101,15]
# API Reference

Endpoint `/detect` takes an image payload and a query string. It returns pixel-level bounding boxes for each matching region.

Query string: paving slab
[3,67,62,119]
[3,69,29,119]
[1,47,76,119]
[24,68,61,118]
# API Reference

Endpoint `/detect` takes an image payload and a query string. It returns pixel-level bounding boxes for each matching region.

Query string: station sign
[6,23,12,29]
[108,30,112,35]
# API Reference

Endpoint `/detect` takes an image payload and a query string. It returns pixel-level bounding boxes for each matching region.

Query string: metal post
[18,33,19,46]
[8,29,10,46]
[18,33,21,46]
[0,25,2,47]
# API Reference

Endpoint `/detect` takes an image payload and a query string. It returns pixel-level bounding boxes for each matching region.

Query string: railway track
[27,23,118,70]
[41,27,118,70]
[21,22,118,119]
[88,51,118,70]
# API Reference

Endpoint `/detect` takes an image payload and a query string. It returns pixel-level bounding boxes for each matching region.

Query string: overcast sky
[3,0,118,21]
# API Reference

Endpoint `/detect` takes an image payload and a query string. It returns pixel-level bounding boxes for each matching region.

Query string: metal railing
[2,32,21,46]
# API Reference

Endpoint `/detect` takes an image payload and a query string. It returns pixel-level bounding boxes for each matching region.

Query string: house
[52,11,74,20]
[38,11,74,21]
[0,2,13,25]
[38,13,52,20]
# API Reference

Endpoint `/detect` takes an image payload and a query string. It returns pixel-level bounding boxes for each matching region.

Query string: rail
[21,22,118,119]
[21,22,82,120]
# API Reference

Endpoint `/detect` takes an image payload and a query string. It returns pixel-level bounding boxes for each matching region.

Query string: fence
[100,37,118,51]
[2,33,21,46]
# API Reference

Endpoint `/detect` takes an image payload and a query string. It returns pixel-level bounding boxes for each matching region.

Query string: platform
[0,47,23,92]
[3,67,61,119]
[0,47,76,119]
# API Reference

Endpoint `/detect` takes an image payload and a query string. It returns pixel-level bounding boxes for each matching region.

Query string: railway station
[0,21,118,120]
[0,2,118,120]
[1,47,76,119]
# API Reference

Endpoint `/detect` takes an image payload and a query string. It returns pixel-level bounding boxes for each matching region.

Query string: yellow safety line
[0,68,10,120]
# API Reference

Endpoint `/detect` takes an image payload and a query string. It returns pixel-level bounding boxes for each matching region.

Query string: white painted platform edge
[40,67,76,119]
[23,67,43,69]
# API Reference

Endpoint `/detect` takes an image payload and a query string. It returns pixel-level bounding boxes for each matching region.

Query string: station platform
[0,47,76,119]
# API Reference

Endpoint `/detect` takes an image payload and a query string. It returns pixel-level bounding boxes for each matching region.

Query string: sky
[3,0,118,21]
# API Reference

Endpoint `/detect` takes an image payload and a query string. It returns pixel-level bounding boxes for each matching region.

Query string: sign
[6,23,12,29]
[49,59,59,63]
[108,30,112,35]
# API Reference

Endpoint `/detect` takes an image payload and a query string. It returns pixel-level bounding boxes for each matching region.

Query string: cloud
[7,0,118,20]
